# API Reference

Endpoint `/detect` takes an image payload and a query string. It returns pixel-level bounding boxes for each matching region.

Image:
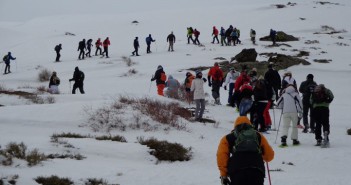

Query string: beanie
[157,65,163,70]
[307,74,314,80]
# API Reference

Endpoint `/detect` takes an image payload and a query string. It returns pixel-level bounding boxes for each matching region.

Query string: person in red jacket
[212,26,219,44]
[234,70,251,109]
[208,62,224,105]
[95,38,102,56]
[102,37,110,58]
[193,29,201,45]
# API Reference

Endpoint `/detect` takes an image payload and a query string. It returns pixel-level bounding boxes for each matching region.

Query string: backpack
[160,72,167,82]
[3,55,8,62]
[54,45,59,51]
[231,124,261,154]
[252,30,256,35]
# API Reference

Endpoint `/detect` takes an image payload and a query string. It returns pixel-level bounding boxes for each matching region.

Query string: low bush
[35,175,73,185]
[38,69,51,82]
[46,153,85,160]
[51,132,89,139]
[4,142,27,159]
[37,86,48,94]
[138,137,192,162]
[46,96,56,104]
[85,105,126,132]
[95,135,127,143]
[121,56,136,67]
[84,178,108,185]
[26,149,47,166]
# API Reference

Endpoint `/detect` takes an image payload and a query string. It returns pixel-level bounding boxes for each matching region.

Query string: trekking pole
[274,108,283,144]
[266,162,272,185]
[148,75,154,93]
[272,107,276,130]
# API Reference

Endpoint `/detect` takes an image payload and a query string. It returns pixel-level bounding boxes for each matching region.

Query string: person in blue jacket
[145,34,155,53]
[3,52,16,74]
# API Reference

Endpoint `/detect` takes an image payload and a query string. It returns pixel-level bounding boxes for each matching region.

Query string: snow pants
[212,35,219,43]
[72,82,85,94]
[56,51,61,62]
[282,112,298,140]
[194,99,205,119]
[102,47,109,57]
[302,102,315,130]
[95,46,102,55]
[229,169,264,185]
[251,101,267,131]
[263,100,272,127]
[168,41,174,51]
[313,107,330,141]
[78,49,85,59]
[4,63,10,73]
[157,84,165,96]
[227,83,234,104]
[211,80,221,100]
[220,36,227,46]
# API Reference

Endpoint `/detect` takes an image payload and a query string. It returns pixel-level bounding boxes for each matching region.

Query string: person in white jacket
[276,85,303,146]
[191,70,207,121]
[223,67,240,107]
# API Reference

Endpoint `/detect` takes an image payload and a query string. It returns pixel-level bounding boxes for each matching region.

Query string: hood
[168,75,173,80]
[234,116,252,128]
[284,86,296,94]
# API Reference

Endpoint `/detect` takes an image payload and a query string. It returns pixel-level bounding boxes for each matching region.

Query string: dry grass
[121,56,136,67]
[38,68,51,82]
[95,135,127,143]
[35,175,73,185]
[26,149,47,166]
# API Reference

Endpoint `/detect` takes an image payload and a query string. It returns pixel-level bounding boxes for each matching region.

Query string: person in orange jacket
[102,37,110,58]
[151,65,166,96]
[208,62,224,105]
[217,116,274,185]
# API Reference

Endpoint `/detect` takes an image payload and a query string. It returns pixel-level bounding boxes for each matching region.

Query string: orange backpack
[160,72,167,82]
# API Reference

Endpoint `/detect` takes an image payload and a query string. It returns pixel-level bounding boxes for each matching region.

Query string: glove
[151,78,155,81]
[208,81,212,87]
[69,79,72,82]
[202,78,207,83]
[224,86,227,90]
[220,176,230,185]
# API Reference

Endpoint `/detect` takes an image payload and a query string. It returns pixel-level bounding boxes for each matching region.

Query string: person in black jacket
[299,74,317,133]
[264,63,281,101]
[3,52,16,74]
[78,39,86,60]
[151,65,166,96]
[85,39,93,57]
[132,37,140,56]
[167,32,176,52]
[54,44,62,62]
[69,67,85,94]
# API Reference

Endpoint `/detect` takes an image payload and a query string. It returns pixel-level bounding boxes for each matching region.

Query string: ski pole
[273,107,276,130]
[274,108,283,144]
[266,162,272,185]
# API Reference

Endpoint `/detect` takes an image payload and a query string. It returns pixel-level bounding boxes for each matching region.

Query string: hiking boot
[281,136,287,143]
[293,140,300,145]
[315,140,322,146]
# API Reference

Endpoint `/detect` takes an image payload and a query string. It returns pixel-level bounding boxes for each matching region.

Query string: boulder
[268,54,310,68]
[231,48,258,63]
[259,31,299,42]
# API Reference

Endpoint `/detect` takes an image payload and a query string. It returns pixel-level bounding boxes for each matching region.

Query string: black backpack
[3,55,8,62]
[231,124,261,154]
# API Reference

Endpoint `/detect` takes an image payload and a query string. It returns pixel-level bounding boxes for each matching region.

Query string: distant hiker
[234,69,251,108]
[54,44,62,62]
[3,52,16,74]
[299,74,317,133]
[95,38,102,56]
[235,28,241,44]
[145,34,155,53]
[230,29,238,46]
[165,75,180,99]
[311,84,333,147]
[167,31,176,52]
[264,63,281,101]
[132,37,140,56]
[184,72,195,105]
[187,27,195,44]
[208,62,224,105]
[238,83,253,116]
[48,71,60,94]
[224,67,240,107]
[102,37,110,58]
[191,70,207,121]
[212,26,219,44]
[151,65,166,96]
[225,25,233,46]
[217,116,274,185]
[220,27,227,46]
[69,67,85,94]
[193,29,201,45]
[250,29,256,45]
[276,85,303,147]
[85,39,93,57]
[269,29,277,45]
[77,39,86,60]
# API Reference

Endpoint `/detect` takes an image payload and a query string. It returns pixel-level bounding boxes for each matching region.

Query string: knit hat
[307,74,314,80]
[195,70,202,76]
[157,65,163,70]
[234,116,251,127]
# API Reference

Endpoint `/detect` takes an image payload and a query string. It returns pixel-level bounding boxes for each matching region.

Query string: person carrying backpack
[224,67,240,107]
[250,29,256,45]
[95,38,102,56]
[193,29,201,45]
[208,62,224,105]
[167,31,176,52]
[3,52,16,74]
[54,44,62,62]
[132,37,140,56]
[151,65,166,96]
[269,29,277,45]
[184,72,195,105]
[102,37,110,58]
[264,63,281,102]
[212,26,219,44]
[220,27,228,46]
[217,116,274,185]
[77,39,86,60]
[191,70,207,121]
[299,74,317,133]
[85,39,93,58]
[145,34,155,54]
[187,27,195,44]
[251,79,272,132]
[49,71,60,94]
[165,75,180,99]
[69,67,85,94]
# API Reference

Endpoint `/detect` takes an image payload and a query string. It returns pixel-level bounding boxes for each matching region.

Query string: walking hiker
[225,25,233,46]
[54,44,62,62]
[184,72,195,105]
[264,63,281,101]
[85,39,93,57]
[193,29,201,45]
[217,116,274,185]
[191,70,207,121]
[250,29,256,45]
[77,39,86,60]
[165,75,180,99]
[269,29,277,45]
[238,83,253,116]
[299,74,317,133]
[95,38,102,56]
[145,34,155,53]
[235,28,241,44]
[224,67,240,107]
[208,62,224,105]
[151,65,166,96]
[220,27,227,46]
[281,71,297,94]
[167,31,176,52]
[102,37,110,58]
[311,84,333,147]
[234,69,251,109]
[69,67,85,94]
[132,37,140,56]
[251,79,272,132]
[276,85,303,147]
[187,27,195,44]
[3,52,16,74]
[48,71,60,94]
[230,29,238,46]
[212,26,219,44]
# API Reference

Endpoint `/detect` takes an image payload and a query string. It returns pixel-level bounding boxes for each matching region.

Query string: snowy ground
[1,0,351,184]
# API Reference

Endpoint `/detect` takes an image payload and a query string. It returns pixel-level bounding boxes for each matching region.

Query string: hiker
[145,34,155,53]
[191,70,207,121]
[54,44,62,62]
[250,29,256,45]
[165,75,180,99]
[167,31,176,52]
[281,71,297,94]
[276,85,303,146]
[85,39,93,57]
[251,79,272,132]
[220,27,227,46]
[208,62,224,105]
[234,69,251,109]
[212,26,219,44]
[217,116,274,185]
[48,71,60,94]
[187,27,195,44]
[193,29,201,45]
[269,29,277,45]
[311,84,333,147]
[224,67,240,107]
[77,39,86,60]
[238,83,253,116]
[235,28,241,44]
[132,37,140,56]
[95,38,102,56]
[102,37,110,58]
[69,67,85,94]
[249,68,258,88]
[225,25,233,46]
[264,63,281,101]
[299,74,317,133]
[184,72,195,105]
[230,29,238,46]
[3,52,16,74]
[151,65,166,96]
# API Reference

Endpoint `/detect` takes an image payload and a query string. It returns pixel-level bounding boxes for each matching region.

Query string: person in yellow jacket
[217,116,274,185]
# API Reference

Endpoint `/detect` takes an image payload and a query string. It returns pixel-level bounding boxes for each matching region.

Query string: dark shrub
[35,175,73,185]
